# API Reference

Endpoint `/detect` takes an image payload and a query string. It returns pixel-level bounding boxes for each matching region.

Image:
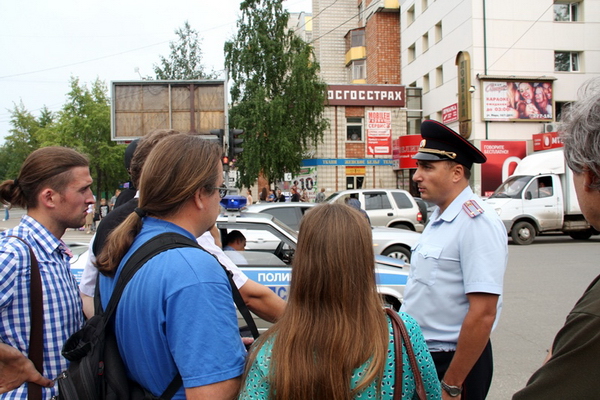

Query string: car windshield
[489,175,533,199]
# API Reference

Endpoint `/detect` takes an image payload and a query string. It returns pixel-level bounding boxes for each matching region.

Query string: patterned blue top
[239,311,442,399]
[0,216,84,400]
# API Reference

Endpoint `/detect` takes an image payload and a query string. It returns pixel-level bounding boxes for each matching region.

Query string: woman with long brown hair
[238,203,441,399]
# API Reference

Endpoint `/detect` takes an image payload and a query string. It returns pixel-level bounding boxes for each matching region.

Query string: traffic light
[228,129,244,160]
[209,129,224,146]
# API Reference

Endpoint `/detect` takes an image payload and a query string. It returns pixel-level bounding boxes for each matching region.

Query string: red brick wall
[345,106,365,117]
[366,12,400,84]
[346,142,365,158]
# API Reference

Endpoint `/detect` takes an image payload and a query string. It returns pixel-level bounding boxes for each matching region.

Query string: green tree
[0,102,48,180]
[224,0,329,188]
[153,21,217,80]
[54,78,127,201]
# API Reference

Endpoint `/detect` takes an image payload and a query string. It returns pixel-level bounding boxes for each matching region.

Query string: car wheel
[569,230,593,240]
[381,245,411,263]
[511,221,536,245]
[390,223,412,231]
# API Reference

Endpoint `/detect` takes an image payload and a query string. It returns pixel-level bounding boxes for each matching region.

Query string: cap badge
[419,139,426,149]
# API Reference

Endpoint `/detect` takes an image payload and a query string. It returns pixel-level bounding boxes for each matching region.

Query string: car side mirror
[525,191,532,200]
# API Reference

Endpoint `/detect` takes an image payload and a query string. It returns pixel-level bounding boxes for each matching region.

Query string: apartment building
[401,0,600,194]
[290,0,420,197]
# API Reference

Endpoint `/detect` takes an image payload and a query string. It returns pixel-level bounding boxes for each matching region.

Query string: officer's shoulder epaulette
[462,199,484,218]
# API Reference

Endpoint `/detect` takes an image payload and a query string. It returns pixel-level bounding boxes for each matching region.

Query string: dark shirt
[114,187,136,209]
[92,198,138,256]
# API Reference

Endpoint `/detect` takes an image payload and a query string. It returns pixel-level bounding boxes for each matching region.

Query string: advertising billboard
[366,111,392,155]
[482,80,553,122]
[480,141,528,197]
[111,80,226,140]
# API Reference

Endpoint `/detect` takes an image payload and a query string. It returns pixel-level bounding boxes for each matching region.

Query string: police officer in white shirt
[401,120,508,400]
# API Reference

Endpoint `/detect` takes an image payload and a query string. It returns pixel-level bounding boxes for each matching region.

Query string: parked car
[413,197,436,225]
[325,189,425,232]
[69,209,409,332]
[245,202,420,262]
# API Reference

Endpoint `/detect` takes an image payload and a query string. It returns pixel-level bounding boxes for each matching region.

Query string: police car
[69,196,409,332]
[217,196,409,331]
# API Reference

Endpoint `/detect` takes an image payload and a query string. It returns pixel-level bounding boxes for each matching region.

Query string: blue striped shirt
[0,216,84,400]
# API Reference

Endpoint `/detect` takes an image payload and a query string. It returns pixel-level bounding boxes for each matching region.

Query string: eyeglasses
[214,187,230,198]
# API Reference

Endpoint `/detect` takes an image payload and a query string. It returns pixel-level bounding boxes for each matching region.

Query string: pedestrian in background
[401,120,508,400]
[513,78,600,399]
[2,204,8,221]
[315,187,326,203]
[0,147,94,399]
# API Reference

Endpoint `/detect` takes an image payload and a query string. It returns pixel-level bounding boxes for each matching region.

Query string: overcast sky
[0,0,311,143]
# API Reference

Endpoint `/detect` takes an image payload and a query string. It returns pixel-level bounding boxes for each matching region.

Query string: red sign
[366,111,391,155]
[397,135,422,169]
[327,84,406,107]
[481,141,528,197]
[532,132,563,151]
[442,103,458,124]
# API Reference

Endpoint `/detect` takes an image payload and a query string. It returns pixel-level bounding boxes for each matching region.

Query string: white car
[245,202,420,262]
[69,208,410,332]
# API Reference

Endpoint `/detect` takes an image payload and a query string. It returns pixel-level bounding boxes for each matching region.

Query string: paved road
[2,208,599,398]
[489,235,600,399]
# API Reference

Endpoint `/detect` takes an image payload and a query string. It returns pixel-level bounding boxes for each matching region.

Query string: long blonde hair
[245,203,388,400]
[96,134,221,276]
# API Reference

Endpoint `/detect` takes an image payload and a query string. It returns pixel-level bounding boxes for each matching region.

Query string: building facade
[401,0,600,194]
[288,0,420,200]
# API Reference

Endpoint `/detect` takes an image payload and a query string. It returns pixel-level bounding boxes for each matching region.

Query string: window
[358,1,364,25]
[422,0,428,12]
[554,2,579,21]
[408,43,416,63]
[351,60,366,80]
[435,21,442,42]
[422,32,429,52]
[436,65,443,87]
[555,51,580,72]
[364,192,392,211]
[526,177,554,199]
[423,74,430,93]
[407,5,415,25]
[555,101,570,121]
[346,117,363,141]
[392,192,413,209]
[351,29,365,47]
[406,88,423,135]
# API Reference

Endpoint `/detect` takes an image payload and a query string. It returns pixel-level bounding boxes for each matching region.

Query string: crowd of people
[1,77,600,399]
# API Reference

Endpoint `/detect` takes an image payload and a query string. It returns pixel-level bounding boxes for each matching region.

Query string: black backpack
[57,232,259,400]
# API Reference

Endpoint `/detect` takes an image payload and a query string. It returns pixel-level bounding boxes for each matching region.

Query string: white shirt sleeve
[197,232,249,289]
[79,235,99,297]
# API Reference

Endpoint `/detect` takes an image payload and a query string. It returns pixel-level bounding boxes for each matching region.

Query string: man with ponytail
[95,135,245,399]
[0,147,95,399]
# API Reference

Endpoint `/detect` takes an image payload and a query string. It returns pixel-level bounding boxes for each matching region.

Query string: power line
[487,3,554,71]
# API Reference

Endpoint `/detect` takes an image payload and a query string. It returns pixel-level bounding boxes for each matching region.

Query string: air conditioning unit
[544,123,558,133]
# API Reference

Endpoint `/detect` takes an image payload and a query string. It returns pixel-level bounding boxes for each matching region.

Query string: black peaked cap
[412,120,486,169]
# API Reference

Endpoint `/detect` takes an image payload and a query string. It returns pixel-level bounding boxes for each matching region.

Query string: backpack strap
[100,231,259,399]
